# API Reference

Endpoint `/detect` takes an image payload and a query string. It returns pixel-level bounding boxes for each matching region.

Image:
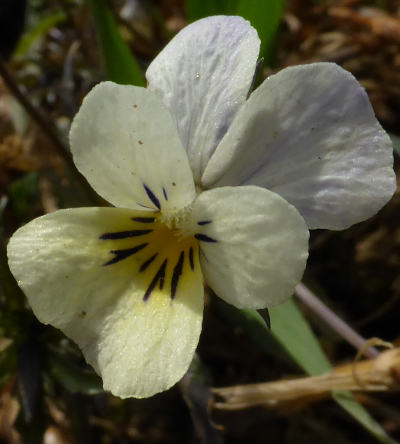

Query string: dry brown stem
[213,348,400,411]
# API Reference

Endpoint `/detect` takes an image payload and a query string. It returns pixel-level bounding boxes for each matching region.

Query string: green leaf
[186,0,235,20]
[212,297,293,365]
[235,0,286,64]
[270,298,331,375]
[185,0,286,64]
[333,391,398,444]
[87,0,145,86]
[389,133,400,157]
[9,172,39,223]
[13,12,67,58]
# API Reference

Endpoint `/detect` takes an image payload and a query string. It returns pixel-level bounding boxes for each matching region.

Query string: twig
[295,283,379,359]
[213,348,400,411]
[0,56,98,204]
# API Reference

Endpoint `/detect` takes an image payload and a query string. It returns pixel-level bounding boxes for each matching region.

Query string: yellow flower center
[157,204,195,240]
[99,210,200,302]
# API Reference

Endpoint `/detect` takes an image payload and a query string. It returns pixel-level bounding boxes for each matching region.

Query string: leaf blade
[235,0,286,64]
[185,0,286,64]
[87,0,145,86]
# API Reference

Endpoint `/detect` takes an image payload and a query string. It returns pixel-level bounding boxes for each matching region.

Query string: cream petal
[70,82,196,213]
[146,16,260,182]
[192,186,309,309]
[202,63,396,230]
[8,208,204,398]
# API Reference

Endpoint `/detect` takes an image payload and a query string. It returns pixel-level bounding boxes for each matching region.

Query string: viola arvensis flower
[7,16,395,398]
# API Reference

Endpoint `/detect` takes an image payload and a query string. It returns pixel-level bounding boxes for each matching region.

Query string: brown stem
[0,56,98,204]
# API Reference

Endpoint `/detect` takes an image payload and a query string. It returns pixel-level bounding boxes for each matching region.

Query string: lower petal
[192,186,309,309]
[7,207,204,398]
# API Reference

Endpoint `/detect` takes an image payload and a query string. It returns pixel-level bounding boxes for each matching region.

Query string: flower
[7,16,395,399]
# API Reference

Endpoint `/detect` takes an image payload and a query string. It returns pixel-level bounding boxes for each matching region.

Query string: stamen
[143,259,167,301]
[140,253,158,272]
[197,220,212,226]
[195,233,217,243]
[158,204,194,238]
[99,229,152,240]
[171,252,184,299]
[143,183,161,210]
[104,243,148,266]
[163,187,168,201]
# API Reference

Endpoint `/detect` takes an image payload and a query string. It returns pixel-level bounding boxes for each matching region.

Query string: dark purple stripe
[171,252,184,299]
[104,243,147,266]
[143,183,161,210]
[194,233,217,243]
[189,247,194,271]
[143,259,167,301]
[99,229,152,240]
[132,216,155,223]
[140,253,158,272]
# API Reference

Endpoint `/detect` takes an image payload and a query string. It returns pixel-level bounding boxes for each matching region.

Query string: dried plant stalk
[213,348,400,411]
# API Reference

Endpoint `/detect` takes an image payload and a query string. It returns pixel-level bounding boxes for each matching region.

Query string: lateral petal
[192,186,309,309]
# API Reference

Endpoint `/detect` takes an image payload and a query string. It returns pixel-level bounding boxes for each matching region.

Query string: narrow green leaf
[235,0,286,64]
[333,391,398,444]
[212,297,293,364]
[185,0,286,64]
[87,0,145,86]
[13,12,67,58]
[185,0,235,21]
[269,298,331,375]
[389,133,400,157]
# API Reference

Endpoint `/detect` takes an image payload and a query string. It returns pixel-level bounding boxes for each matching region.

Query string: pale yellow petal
[8,207,203,398]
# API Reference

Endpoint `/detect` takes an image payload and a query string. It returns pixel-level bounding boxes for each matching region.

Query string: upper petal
[146,16,260,182]
[202,63,396,230]
[8,208,204,398]
[192,186,309,309]
[70,82,196,212]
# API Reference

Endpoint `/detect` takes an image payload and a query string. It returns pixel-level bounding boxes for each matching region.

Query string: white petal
[192,186,309,309]
[8,208,204,398]
[70,82,195,212]
[146,16,260,182]
[202,63,396,230]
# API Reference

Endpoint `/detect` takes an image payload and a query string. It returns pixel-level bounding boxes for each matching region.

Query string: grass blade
[13,12,66,59]
[87,0,145,86]
[185,0,234,21]
[185,0,286,64]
